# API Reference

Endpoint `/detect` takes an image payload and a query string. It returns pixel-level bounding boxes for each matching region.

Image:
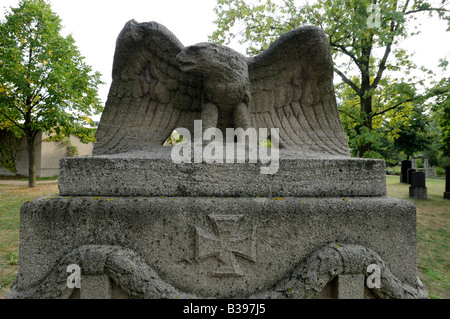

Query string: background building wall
[0,132,94,177]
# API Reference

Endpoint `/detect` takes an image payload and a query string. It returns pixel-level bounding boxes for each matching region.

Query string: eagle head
[176,42,248,81]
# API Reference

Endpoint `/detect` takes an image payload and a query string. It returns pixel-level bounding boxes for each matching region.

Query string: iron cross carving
[195,214,257,277]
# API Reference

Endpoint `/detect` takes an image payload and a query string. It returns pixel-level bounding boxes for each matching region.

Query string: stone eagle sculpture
[93,20,350,157]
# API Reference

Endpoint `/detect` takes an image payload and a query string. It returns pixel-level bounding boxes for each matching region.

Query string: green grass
[0,175,59,181]
[386,175,449,299]
[0,177,448,298]
[0,182,59,298]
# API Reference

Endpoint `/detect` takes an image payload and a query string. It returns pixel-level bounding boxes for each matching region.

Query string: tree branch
[405,7,450,15]
[371,4,402,90]
[330,42,363,72]
[0,109,25,132]
[371,41,393,89]
[373,97,418,117]
[334,67,361,95]
[338,108,357,121]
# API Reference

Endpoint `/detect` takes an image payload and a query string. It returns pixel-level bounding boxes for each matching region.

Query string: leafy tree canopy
[0,0,103,185]
[210,0,450,158]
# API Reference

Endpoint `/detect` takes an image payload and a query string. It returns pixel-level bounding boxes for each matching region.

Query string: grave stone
[409,172,427,199]
[6,21,428,299]
[400,160,412,183]
[412,156,435,178]
[407,168,416,184]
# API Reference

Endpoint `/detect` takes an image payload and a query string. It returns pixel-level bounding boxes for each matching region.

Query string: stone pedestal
[410,187,427,200]
[5,21,427,300]
[6,150,428,299]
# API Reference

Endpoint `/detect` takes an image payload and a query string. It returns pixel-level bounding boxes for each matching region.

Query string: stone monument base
[6,195,427,299]
[409,186,427,199]
[58,150,387,198]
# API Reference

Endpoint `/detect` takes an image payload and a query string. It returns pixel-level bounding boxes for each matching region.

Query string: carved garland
[6,244,428,299]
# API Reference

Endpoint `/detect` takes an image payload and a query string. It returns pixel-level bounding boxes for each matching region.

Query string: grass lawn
[385,175,449,299]
[0,182,59,298]
[0,176,448,298]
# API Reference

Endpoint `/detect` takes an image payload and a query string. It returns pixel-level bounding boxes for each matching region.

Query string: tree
[0,128,21,173]
[429,75,450,157]
[336,71,436,160]
[391,104,429,158]
[210,0,450,157]
[0,0,103,187]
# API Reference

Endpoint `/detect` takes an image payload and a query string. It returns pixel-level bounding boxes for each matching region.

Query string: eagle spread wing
[93,20,203,155]
[93,21,350,158]
[247,26,350,156]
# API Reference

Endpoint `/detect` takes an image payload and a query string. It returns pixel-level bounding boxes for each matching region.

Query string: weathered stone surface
[336,274,365,299]
[7,196,426,299]
[58,148,386,197]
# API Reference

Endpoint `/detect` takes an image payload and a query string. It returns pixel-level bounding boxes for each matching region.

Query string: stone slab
[410,187,427,199]
[80,275,112,299]
[9,195,419,299]
[337,274,365,299]
[58,149,386,197]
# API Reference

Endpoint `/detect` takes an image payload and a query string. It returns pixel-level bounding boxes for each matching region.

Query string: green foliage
[210,0,297,55]
[429,77,450,157]
[259,138,273,148]
[211,0,450,158]
[165,130,186,146]
[0,129,21,173]
[0,0,103,184]
[336,74,428,161]
[8,251,19,266]
[391,104,429,158]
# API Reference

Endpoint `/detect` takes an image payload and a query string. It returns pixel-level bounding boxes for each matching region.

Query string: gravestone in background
[412,156,436,178]
[6,21,428,299]
[407,168,416,185]
[400,160,412,183]
[409,172,427,200]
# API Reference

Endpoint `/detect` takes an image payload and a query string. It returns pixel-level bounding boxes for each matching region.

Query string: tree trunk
[357,96,373,158]
[357,69,374,158]
[26,133,37,188]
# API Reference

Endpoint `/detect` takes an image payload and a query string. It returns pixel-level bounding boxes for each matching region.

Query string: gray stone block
[7,195,426,299]
[337,274,365,299]
[58,149,386,198]
[409,186,427,199]
[80,275,112,299]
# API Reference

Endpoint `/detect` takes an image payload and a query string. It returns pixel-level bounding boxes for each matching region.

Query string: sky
[1,0,450,114]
